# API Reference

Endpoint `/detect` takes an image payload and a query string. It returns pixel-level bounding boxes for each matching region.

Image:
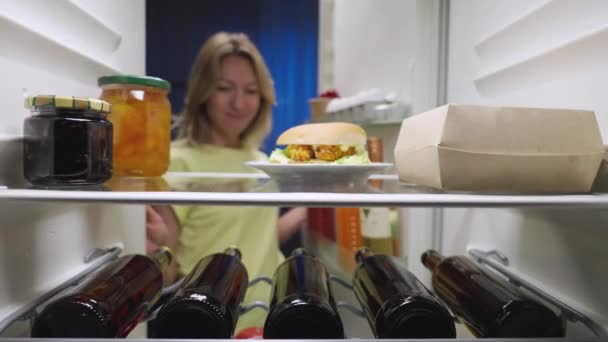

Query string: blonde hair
[178,32,276,149]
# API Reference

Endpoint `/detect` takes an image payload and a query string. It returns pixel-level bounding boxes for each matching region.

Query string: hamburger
[269,122,370,164]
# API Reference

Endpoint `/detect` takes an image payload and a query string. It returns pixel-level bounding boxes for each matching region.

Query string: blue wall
[146,0,319,153]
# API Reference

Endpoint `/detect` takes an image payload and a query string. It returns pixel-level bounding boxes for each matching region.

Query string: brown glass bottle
[353,248,455,338]
[421,250,564,338]
[31,247,172,338]
[263,248,344,339]
[154,247,248,338]
[362,137,394,255]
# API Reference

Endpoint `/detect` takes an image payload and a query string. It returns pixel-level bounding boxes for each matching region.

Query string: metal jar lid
[25,95,111,113]
[97,74,171,91]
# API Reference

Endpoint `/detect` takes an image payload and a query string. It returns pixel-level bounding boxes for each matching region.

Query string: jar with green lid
[23,95,113,186]
[98,75,171,177]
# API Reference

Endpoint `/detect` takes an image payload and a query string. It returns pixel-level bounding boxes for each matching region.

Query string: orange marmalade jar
[98,75,171,176]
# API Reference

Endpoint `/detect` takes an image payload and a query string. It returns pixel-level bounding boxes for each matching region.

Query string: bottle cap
[420,250,443,271]
[153,246,173,267]
[290,248,313,257]
[224,246,243,259]
[355,247,374,263]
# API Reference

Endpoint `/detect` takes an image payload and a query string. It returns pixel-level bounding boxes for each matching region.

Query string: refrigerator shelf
[1,172,608,208]
[0,339,592,342]
[0,247,603,340]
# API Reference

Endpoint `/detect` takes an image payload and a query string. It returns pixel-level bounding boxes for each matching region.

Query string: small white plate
[245,161,393,191]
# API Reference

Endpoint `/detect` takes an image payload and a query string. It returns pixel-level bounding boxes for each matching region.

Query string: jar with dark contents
[23,95,113,186]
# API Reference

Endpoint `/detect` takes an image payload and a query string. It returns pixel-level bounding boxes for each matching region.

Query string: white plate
[245,161,393,191]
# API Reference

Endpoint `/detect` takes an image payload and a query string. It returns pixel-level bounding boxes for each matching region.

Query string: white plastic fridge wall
[412,0,608,329]
[0,0,606,341]
[0,0,147,336]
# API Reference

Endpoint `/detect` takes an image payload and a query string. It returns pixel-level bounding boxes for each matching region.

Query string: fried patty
[286,144,314,161]
[286,144,356,162]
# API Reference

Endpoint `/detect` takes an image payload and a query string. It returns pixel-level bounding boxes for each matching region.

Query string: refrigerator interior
[0,0,607,340]
[437,0,608,331]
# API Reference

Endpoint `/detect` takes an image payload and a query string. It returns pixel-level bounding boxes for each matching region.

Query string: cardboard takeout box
[393,104,605,193]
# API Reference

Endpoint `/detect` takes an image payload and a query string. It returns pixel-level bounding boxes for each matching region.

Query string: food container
[98,75,171,176]
[23,95,113,186]
[394,104,605,193]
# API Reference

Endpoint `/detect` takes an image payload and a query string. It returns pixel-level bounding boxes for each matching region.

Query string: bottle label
[361,208,391,238]
[336,208,362,252]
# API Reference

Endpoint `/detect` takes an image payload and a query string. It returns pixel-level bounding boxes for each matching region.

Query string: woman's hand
[146,205,181,285]
[278,207,308,243]
[146,206,169,255]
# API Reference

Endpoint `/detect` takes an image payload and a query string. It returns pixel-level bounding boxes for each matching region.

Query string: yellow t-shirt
[169,140,283,333]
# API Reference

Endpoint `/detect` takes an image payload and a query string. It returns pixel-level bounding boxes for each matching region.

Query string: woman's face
[206,55,261,144]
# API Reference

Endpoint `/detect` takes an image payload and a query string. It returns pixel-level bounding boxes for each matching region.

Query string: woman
[147,32,306,333]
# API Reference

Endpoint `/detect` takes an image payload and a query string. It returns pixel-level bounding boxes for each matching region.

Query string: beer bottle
[422,250,564,338]
[31,247,172,338]
[263,248,344,339]
[353,247,455,338]
[154,247,249,338]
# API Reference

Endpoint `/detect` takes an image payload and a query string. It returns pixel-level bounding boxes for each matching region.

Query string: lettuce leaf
[269,145,370,164]
[269,149,290,164]
[334,151,370,164]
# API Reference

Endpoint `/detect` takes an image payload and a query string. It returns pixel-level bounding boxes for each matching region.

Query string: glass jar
[23,95,113,186]
[98,75,171,177]
[105,176,170,192]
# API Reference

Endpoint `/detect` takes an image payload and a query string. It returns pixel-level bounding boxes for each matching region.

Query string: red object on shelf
[319,89,340,99]
[308,208,336,241]
[235,327,264,339]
